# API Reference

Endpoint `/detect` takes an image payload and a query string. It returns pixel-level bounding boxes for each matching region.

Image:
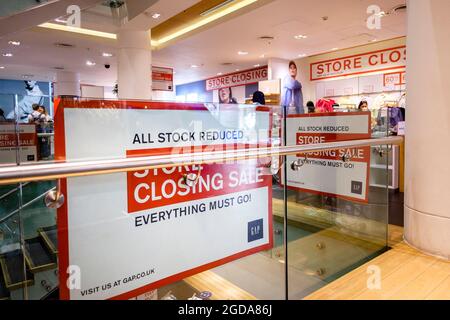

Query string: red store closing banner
[310,46,406,81]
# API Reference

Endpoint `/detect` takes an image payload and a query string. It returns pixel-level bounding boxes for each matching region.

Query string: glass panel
[0,183,27,300]
[25,100,286,300]
[282,110,389,299]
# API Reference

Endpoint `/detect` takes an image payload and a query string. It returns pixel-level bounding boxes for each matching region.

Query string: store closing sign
[283,113,371,203]
[310,46,406,81]
[0,123,37,163]
[54,100,273,300]
[206,66,268,91]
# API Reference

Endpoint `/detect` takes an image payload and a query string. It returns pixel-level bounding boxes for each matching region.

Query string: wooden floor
[304,227,450,300]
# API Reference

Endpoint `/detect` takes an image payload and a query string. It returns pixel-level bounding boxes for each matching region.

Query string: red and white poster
[383,71,406,87]
[54,100,273,300]
[310,46,406,81]
[152,66,173,91]
[283,112,371,203]
[206,66,268,91]
[0,123,37,164]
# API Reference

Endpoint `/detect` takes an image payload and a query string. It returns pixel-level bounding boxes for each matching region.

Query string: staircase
[0,182,59,300]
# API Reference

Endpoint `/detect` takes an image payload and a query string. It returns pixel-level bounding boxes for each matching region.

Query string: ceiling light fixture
[298,53,307,57]
[102,52,113,57]
[0,66,5,69]
[331,48,339,51]
[39,23,158,47]
[235,69,240,71]
[157,0,258,45]
[22,74,34,79]
[217,72,223,76]
[254,64,260,67]
[152,13,161,19]
[260,54,266,58]
[8,41,20,46]
[54,17,67,23]
[200,0,236,16]
[86,60,96,66]
[371,39,377,42]
[2,53,13,57]
[39,0,257,48]
[238,51,248,55]
[40,23,116,39]
[191,64,199,68]
[294,35,307,39]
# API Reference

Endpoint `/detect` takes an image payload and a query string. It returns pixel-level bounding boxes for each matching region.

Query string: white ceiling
[0,0,406,87]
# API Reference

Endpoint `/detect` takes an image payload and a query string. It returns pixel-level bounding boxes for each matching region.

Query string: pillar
[404,0,450,260]
[54,71,80,97]
[117,29,152,100]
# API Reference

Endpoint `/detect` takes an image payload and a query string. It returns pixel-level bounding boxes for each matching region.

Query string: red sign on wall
[310,46,406,81]
[206,66,268,91]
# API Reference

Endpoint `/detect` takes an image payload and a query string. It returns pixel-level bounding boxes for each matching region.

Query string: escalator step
[37,225,57,255]
[24,237,57,273]
[0,250,34,290]
[0,268,10,300]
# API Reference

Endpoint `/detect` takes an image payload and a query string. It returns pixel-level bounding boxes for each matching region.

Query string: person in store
[27,104,46,124]
[252,91,266,105]
[218,87,237,104]
[316,98,335,113]
[358,100,369,112]
[281,61,304,114]
[306,101,315,113]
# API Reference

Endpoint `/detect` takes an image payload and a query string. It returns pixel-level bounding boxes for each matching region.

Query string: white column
[404,0,450,260]
[54,71,80,97]
[117,29,152,100]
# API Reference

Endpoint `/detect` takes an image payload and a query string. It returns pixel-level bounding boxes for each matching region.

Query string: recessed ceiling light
[54,17,67,23]
[370,39,377,42]
[294,35,307,39]
[2,53,13,57]
[260,54,266,58]
[191,64,199,68]
[331,48,339,51]
[22,74,34,79]
[238,51,248,55]
[0,66,5,69]
[151,13,161,19]
[217,72,223,76]
[298,53,307,57]
[8,41,20,46]
[86,60,96,66]
[254,64,260,67]
[102,52,113,57]
[235,69,240,71]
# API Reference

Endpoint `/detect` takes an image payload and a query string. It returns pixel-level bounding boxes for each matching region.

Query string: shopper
[306,101,315,113]
[252,91,266,105]
[218,87,237,104]
[358,100,369,112]
[27,104,45,124]
[281,61,304,114]
[316,98,335,113]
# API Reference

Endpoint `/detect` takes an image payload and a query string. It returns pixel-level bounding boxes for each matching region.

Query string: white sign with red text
[310,46,406,81]
[0,123,37,164]
[283,113,371,202]
[206,66,268,91]
[55,101,272,300]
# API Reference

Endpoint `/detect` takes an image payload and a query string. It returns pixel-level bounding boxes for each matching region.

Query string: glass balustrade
[0,95,397,300]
